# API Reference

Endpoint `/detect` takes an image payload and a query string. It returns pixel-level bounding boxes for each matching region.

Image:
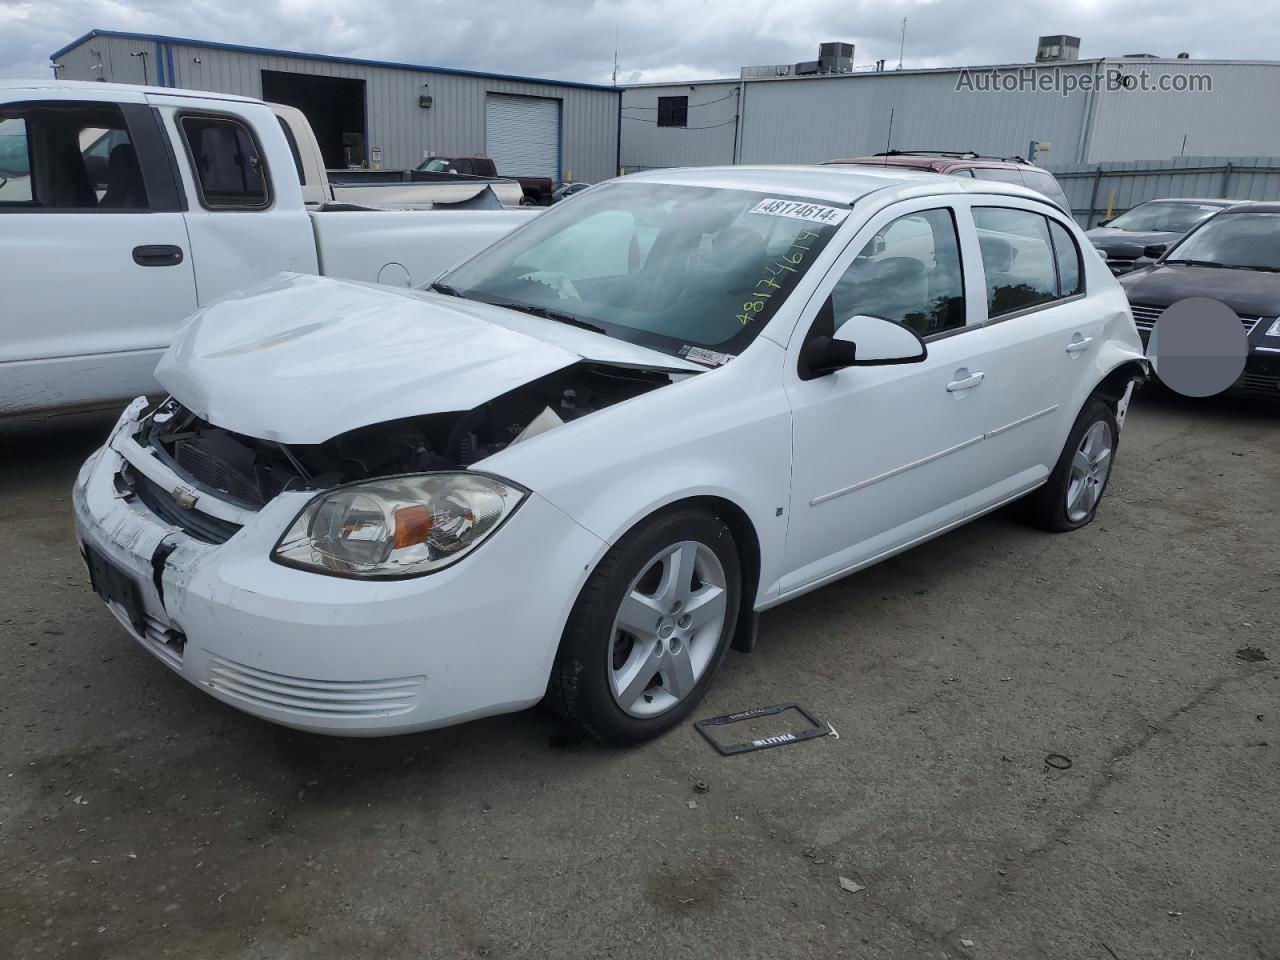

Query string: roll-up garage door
[484,94,560,180]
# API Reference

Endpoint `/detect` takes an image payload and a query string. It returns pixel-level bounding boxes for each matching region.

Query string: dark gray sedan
[1088,198,1232,274]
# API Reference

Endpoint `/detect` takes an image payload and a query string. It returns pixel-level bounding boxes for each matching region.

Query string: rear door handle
[1066,335,1094,355]
[132,244,184,267]
[946,371,986,392]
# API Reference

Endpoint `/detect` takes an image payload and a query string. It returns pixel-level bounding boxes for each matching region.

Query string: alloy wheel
[608,540,728,718]
[1066,420,1114,523]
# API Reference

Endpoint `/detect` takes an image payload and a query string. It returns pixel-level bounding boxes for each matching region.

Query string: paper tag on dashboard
[749,198,850,226]
[681,346,734,367]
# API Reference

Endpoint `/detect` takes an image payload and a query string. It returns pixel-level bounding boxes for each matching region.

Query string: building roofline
[49,28,619,92]
[620,55,1280,89]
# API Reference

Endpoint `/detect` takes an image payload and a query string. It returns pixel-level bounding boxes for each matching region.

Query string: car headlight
[1266,318,1280,338]
[272,473,527,578]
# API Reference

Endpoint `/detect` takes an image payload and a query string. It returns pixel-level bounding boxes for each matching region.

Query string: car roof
[1137,197,1235,206]
[0,77,260,104]
[1219,201,1280,214]
[623,164,1054,208]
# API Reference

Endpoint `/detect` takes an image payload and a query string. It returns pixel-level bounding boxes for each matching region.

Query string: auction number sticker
[749,198,850,226]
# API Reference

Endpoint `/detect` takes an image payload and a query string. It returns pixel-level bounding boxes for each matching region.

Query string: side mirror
[798,315,927,380]
[1142,243,1167,259]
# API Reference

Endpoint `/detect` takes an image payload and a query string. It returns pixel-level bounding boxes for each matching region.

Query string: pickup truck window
[0,102,147,210]
[0,117,33,203]
[179,114,270,209]
[441,180,844,361]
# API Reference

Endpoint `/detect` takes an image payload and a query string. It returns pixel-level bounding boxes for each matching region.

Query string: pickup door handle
[946,371,986,392]
[132,244,184,267]
[1066,336,1094,355]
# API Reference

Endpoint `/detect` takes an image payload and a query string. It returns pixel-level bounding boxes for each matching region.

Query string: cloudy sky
[2,0,1275,84]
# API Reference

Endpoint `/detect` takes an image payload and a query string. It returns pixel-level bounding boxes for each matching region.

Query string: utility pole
[898,18,907,70]
[612,30,619,86]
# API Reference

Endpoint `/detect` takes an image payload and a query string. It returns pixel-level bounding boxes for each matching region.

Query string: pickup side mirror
[1143,243,1168,259]
[798,315,928,380]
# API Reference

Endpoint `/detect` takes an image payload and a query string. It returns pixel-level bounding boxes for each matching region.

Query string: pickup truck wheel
[1022,398,1118,532]
[546,510,740,745]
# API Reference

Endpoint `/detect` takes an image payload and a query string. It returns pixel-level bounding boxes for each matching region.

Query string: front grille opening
[127,466,243,545]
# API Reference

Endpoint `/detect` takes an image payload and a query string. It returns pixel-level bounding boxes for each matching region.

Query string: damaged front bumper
[72,400,605,736]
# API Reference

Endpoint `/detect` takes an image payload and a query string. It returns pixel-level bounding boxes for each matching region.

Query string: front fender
[479,341,793,606]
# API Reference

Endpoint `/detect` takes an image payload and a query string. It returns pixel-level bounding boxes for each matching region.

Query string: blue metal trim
[50,28,617,92]
[165,43,176,88]
[154,40,165,86]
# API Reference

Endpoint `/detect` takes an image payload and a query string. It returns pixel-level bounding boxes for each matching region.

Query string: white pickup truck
[0,80,536,416]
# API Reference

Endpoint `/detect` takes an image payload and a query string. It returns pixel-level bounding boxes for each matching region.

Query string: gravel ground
[1,388,1276,960]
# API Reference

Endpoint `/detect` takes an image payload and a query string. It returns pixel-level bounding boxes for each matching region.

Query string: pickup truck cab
[0,80,536,416]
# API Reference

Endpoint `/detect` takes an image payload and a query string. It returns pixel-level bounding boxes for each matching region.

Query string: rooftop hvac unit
[1035,34,1081,62]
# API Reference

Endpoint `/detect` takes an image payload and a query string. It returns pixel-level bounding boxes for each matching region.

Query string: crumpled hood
[157,273,700,444]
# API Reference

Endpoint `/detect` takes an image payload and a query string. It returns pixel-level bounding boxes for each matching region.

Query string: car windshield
[1107,201,1223,233]
[1165,212,1280,270]
[419,158,449,172]
[437,180,847,362]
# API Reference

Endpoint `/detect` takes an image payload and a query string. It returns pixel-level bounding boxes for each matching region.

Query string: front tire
[1022,397,1119,532]
[546,509,741,745]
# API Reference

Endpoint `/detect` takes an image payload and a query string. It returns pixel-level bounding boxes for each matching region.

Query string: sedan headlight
[273,473,527,578]
[1266,318,1280,338]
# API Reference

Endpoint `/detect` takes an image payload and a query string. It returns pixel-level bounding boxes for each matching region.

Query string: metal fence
[1047,156,1280,227]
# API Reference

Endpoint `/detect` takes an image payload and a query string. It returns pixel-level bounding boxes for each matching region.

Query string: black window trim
[175,109,274,212]
[972,204,1089,326]
[0,99,183,214]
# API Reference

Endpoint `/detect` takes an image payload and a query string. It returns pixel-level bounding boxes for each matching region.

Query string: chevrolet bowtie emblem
[170,487,198,510]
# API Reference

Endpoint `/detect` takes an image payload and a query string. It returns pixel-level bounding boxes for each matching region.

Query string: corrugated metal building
[50,29,621,182]
[621,58,1280,172]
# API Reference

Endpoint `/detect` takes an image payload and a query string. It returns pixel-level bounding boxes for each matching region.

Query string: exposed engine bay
[135,362,685,509]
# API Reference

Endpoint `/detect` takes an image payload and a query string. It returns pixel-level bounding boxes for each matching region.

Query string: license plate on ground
[84,544,147,636]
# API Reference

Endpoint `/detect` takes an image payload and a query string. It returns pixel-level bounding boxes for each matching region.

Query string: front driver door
[780,200,997,595]
[0,94,196,414]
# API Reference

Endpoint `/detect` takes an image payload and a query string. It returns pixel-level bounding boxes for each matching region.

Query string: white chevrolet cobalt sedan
[74,165,1145,743]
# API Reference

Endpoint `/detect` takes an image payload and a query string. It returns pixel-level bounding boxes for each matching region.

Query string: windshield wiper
[494,300,608,335]
[1217,263,1280,273]
[429,281,464,297]
[1163,259,1224,268]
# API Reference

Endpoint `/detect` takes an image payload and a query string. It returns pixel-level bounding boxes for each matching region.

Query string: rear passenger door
[0,92,197,414]
[147,95,318,306]
[962,199,1098,511]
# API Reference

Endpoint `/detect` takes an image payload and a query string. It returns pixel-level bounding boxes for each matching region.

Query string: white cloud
[2,0,1275,84]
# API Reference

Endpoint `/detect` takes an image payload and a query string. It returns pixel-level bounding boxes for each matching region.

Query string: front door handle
[132,244,184,267]
[946,371,986,392]
[1066,335,1094,356]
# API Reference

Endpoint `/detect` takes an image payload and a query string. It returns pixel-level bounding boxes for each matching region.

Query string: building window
[657,96,688,128]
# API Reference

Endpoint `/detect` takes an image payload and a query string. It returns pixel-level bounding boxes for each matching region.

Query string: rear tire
[1022,397,1119,532]
[546,508,741,745]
